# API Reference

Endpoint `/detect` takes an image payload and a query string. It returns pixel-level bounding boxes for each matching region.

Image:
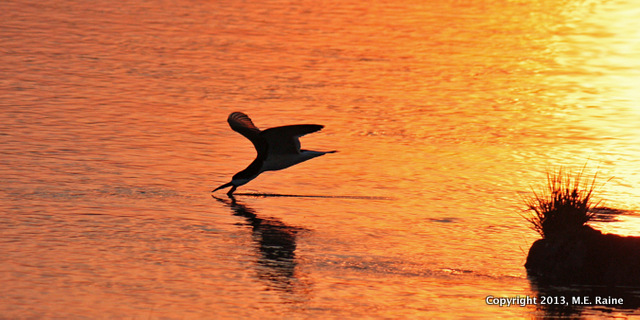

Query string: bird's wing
[227,112,266,153]
[261,124,323,154]
[228,112,260,136]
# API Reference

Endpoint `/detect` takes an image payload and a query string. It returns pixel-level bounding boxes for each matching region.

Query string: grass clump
[522,168,604,239]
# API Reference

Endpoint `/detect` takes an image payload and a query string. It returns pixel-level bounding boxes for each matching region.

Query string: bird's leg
[227,185,237,196]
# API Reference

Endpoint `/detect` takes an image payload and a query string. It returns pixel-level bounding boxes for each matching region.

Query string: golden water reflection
[213,195,312,302]
[543,0,640,232]
[2,0,640,318]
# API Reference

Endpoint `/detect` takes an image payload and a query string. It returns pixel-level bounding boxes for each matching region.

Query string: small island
[523,169,640,286]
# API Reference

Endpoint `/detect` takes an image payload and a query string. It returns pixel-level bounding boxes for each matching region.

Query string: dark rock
[525,225,640,285]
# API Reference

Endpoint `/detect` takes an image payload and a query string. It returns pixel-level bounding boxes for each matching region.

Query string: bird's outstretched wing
[228,112,260,136]
[262,124,323,154]
[227,112,266,153]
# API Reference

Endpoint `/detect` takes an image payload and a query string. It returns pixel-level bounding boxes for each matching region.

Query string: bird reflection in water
[213,195,311,297]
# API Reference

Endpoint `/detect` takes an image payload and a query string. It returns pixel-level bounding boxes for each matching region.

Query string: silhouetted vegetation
[522,168,603,239]
[523,168,640,286]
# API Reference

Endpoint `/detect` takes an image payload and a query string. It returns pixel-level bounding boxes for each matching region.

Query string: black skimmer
[213,112,336,195]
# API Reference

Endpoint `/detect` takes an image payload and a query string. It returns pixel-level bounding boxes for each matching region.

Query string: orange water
[2,0,640,318]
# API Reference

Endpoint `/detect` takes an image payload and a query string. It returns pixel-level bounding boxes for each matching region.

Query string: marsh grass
[522,168,606,239]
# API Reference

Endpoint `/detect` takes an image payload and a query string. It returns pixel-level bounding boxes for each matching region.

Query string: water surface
[2,0,640,318]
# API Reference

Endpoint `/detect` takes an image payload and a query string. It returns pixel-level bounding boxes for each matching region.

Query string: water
[2,0,640,318]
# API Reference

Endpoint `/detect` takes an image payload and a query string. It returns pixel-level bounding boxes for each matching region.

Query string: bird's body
[213,112,335,195]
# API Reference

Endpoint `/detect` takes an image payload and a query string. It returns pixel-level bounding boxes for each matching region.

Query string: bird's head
[212,176,252,195]
[212,181,234,193]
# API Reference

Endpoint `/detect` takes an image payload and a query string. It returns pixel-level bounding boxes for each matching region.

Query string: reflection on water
[2,0,640,318]
[234,192,393,200]
[529,279,640,319]
[213,195,310,297]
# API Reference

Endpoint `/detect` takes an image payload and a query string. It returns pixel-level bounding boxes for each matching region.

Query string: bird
[213,112,336,195]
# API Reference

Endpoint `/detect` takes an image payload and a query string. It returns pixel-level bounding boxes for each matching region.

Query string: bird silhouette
[213,112,335,195]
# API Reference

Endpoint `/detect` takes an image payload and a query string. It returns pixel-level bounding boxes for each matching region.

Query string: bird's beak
[212,182,233,193]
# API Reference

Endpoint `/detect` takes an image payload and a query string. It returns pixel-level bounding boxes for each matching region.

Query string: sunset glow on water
[2,0,640,318]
